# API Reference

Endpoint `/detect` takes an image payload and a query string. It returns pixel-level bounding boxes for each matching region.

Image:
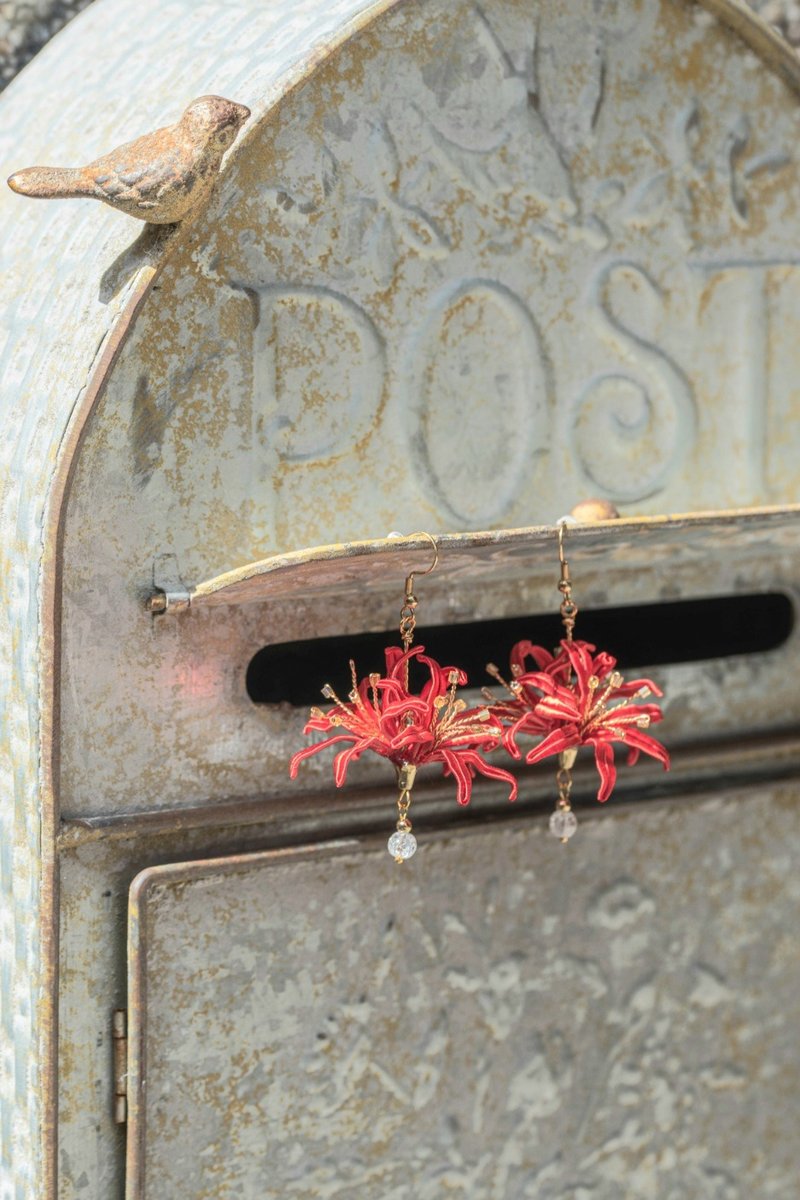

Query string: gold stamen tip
[448,670,460,685]
[321,684,335,699]
[510,681,522,693]
[588,675,600,690]
[637,715,651,728]
[309,707,324,719]
[510,664,522,677]
[481,688,497,702]
[477,709,491,721]
[369,673,380,687]
[636,686,651,698]
[433,695,447,709]
[329,715,343,726]
[486,663,500,677]
[609,671,623,689]
[348,689,358,703]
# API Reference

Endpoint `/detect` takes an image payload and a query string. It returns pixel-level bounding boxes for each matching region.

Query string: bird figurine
[7,95,251,224]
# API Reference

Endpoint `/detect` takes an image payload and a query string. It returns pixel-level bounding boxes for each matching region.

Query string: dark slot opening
[246,592,793,706]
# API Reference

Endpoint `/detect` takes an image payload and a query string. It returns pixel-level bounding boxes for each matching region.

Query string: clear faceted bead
[549,807,578,841]
[388,830,417,861]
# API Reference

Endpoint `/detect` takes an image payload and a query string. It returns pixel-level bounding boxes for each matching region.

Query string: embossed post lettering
[406,279,549,526]
[572,262,696,502]
[245,285,386,464]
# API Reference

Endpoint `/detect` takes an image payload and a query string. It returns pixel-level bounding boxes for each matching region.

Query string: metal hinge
[113,1009,128,1125]
[146,552,192,614]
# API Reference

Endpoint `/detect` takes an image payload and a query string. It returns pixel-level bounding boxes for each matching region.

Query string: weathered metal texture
[55,0,800,821]
[64,498,800,819]
[1,0,800,1197]
[125,787,800,1198]
[0,1,426,1195]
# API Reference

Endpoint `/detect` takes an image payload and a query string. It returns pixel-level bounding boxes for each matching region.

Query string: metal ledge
[58,725,800,849]
[145,504,800,613]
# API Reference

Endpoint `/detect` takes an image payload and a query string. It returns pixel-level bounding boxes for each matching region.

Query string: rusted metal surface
[125,788,800,1198]
[1,0,800,1196]
[0,0,436,1194]
[55,0,800,835]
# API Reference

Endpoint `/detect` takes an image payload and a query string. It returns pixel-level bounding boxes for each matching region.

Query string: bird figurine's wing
[90,160,176,210]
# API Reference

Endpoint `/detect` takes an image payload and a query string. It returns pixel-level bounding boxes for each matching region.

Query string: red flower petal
[524,727,580,765]
[619,727,671,770]
[589,738,617,803]
[510,640,558,674]
[289,734,358,779]
[333,740,373,787]
[440,750,475,805]
[465,753,519,802]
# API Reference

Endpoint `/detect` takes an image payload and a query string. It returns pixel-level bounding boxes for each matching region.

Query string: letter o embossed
[407,280,548,526]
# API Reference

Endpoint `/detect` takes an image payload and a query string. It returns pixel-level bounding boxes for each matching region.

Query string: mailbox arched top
[2,0,800,597]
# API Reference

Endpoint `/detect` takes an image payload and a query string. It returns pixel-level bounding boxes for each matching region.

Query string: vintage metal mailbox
[2,0,800,1196]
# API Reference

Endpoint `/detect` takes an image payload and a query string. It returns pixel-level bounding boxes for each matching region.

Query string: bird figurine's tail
[7,166,92,200]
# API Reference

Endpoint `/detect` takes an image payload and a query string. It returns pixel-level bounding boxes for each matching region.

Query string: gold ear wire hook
[404,531,439,599]
[556,520,577,641]
[558,520,567,569]
[399,532,439,656]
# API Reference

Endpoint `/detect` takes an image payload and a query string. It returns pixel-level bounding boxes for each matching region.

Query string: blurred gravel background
[0,0,799,91]
[1,0,93,89]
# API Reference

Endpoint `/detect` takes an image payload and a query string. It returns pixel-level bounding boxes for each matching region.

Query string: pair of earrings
[289,524,669,862]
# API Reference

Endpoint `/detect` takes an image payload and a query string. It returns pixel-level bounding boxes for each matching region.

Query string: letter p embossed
[248,285,386,464]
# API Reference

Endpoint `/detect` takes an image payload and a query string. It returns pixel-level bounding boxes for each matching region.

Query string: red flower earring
[289,534,517,863]
[485,520,669,842]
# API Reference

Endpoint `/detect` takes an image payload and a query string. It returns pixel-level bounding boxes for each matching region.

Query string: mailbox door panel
[126,792,800,1199]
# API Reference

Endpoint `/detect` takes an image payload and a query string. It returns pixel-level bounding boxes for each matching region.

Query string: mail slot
[2,0,800,1196]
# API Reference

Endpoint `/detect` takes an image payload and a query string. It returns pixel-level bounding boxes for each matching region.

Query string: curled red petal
[619,727,670,770]
[417,650,467,700]
[514,670,562,698]
[303,714,336,734]
[536,692,582,723]
[389,728,436,754]
[379,696,431,721]
[589,738,617,802]
[289,734,358,778]
[524,726,580,765]
[591,650,618,678]
[501,710,548,757]
[440,750,475,805]
[617,675,665,699]
[464,753,518,802]
[333,740,372,787]
[510,640,557,675]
